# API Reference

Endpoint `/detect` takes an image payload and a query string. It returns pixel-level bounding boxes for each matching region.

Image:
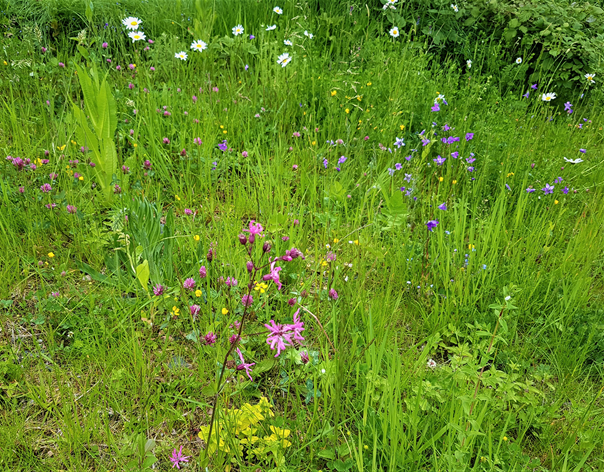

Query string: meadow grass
[0,0,603,471]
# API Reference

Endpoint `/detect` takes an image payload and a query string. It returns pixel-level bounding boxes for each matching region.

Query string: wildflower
[222,307,229,315]
[300,350,310,364]
[128,31,146,42]
[232,24,244,36]
[562,186,569,194]
[51,292,60,297]
[541,183,554,195]
[465,132,474,141]
[433,156,446,165]
[241,294,253,307]
[203,332,216,346]
[427,359,437,369]
[579,149,586,154]
[451,4,459,12]
[163,137,170,144]
[584,73,595,84]
[66,204,77,214]
[394,137,405,148]
[266,24,277,31]
[564,102,573,114]
[262,261,283,290]
[122,17,142,30]
[194,137,202,145]
[170,446,190,469]
[190,305,200,316]
[284,39,292,46]
[171,306,180,316]
[48,252,55,258]
[467,166,475,172]
[466,59,472,69]
[236,348,255,381]
[515,57,522,64]
[526,187,536,193]
[273,6,283,14]
[554,200,559,205]
[541,92,556,102]
[303,30,314,39]
[276,52,292,67]
[183,278,196,290]
[389,26,400,38]
[438,203,447,211]
[40,183,52,193]
[153,284,164,296]
[523,91,529,98]
[254,281,269,293]
[225,277,238,287]
[175,51,187,60]
[249,34,255,40]
[218,139,228,151]
[229,334,240,345]
[328,288,338,300]
[426,220,439,231]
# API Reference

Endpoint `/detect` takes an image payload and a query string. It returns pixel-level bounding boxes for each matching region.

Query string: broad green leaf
[136,260,150,292]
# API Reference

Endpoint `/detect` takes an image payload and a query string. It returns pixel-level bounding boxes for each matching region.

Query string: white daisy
[466,59,472,68]
[232,24,244,36]
[277,52,292,67]
[303,30,314,39]
[284,39,292,46]
[389,26,399,38]
[266,24,277,31]
[273,6,283,14]
[515,57,522,64]
[451,4,458,12]
[585,73,595,83]
[541,92,556,102]
[175,51,188,61]
[128,31,146,43]
[387,0,398,4]
[122,17,142,30]
[190,40,207,52]
[563,157,583,164]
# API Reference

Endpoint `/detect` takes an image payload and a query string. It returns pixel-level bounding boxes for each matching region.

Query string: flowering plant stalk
[204,221,304,460]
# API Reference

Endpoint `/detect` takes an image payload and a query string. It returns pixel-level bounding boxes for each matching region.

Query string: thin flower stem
[299,305,336,354]
[204,250,264,461]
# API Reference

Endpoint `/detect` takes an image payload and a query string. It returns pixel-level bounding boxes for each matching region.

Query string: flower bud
[262,241,271,253]
[238,233,247,245]
[246,261,254,272]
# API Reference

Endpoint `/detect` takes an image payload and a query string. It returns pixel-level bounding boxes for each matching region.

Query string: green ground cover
[0,1,603,471]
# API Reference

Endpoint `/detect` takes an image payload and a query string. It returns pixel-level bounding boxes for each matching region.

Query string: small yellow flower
[58,145,66,151]
[223,130,227,134]
[356,96,362,102]
[363,445,368,450]
[345,108,350,114]
[468,244,475,250]
[71,140,77,145]
[366,82,372,86]
[333,238,339,243]
[48,252,55,258]
[331,90,337,96]
[133,143,138,148]
[175,194,181,201]
[194,235,200,241]
[353,239,359,245]
[254,282,268,294]
[195,290,202,297]
[78,176,84,181]
[321,260,328,267]
[400,125,404,130]
[3,61,7,65]
[222,307,229,315]
[503,436,508,442]
[220,125,224,129]
[132,64,136,68]
[507,172,515,177]
[312,141,316,146]
[439,177,444,182]
[554,200,559,205]
[171,306,180,316]
[452,180,457,184]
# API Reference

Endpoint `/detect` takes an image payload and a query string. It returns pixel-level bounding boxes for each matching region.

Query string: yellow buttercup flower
[194,235,200,241]
[331,90,337,96]
[366,82,372,86]
[439,177,444,182]
[222,307,229,315]
[254,282,268,294]
[195,290,202,297]
[345,108,350,114]
[452,180,457,184]
[554,200,559,205]
[58,145,66,151]
[333,238,339,243]
[311,141,316,146]
[48,252,55,258]
[78,176,84,181]
[175,195,181,201]
[133,143,138,148]
[71,140,77,145]
[400,125,404,130]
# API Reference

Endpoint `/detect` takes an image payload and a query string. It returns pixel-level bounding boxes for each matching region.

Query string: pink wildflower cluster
[264,309,305,357]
